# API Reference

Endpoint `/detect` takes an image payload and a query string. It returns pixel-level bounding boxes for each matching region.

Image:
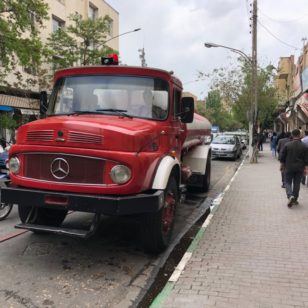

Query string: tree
[0,0,49,86]
[46,13,117,70]
[205,59,278,130]
[232,63,278,129]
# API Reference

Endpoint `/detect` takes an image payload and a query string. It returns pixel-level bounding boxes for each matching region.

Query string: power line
[259,9,308,23]
[257,20,299,50]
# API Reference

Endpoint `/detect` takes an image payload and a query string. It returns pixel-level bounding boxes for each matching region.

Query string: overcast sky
[106,0,308,99]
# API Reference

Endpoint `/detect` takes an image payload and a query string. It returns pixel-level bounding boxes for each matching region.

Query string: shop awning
[0,106,14,112]
[295,93,308,120]
[0,94,39,110]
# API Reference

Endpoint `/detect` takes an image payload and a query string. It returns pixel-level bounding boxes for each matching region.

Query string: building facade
[2,0,119,116]
[275,46,308,133]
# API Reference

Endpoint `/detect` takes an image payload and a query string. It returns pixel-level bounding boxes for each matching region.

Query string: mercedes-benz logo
[50,158,70,179]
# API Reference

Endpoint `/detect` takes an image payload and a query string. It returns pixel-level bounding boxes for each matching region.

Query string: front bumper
[212,151,235,158]
[1,185,164,216]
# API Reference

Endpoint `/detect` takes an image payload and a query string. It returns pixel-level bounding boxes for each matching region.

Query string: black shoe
[288,196,295,208]
[294,199,299,205]
[281,184,285,188]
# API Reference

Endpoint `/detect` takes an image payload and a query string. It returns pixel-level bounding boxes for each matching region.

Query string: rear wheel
[18,205,68,227]
[140,176,179,253]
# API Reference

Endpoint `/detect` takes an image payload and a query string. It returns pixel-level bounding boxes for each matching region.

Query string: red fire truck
[2,57,212,252]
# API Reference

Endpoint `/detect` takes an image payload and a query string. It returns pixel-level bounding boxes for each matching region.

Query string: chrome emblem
[50,158,70,179]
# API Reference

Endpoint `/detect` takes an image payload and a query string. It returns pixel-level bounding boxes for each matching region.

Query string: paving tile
[161,146,308,308]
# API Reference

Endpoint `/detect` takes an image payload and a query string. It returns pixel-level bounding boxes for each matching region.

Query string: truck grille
[26,130,53,142]
[68,132,103,144]
[23,153,105,184]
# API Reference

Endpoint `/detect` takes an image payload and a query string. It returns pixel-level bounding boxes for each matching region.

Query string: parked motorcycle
[0,141,13,221]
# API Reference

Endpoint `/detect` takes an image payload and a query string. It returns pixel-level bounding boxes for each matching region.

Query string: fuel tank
[182,113,212,151]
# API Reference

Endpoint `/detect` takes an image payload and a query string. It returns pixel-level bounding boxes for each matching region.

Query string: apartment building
[275,46,308,132]
[1,0,119,116]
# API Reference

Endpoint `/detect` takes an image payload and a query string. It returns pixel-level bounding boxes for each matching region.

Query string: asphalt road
[0,155,244,308]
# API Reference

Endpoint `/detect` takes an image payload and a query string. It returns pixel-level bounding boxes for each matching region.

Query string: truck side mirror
[180,97,194,123]
[40,91,48,115]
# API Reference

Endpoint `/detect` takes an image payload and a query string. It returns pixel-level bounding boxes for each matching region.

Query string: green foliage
[205,59,278,130]
[0,113,17,130]
[0,0,49,84]
[196,91,241,131]
[46,13,118,70]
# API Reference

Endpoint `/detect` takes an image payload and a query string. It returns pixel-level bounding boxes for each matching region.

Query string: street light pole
[251,0,258,163]
[103,28,141,44]
[204,42,257,163]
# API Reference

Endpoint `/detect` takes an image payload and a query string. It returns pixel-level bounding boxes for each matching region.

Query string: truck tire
[18,205,68,227]
[0,203,13,221]
[140,176,179,253]
[200,157,211,193]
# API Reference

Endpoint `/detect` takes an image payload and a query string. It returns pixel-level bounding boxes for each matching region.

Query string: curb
[149,155,247,308]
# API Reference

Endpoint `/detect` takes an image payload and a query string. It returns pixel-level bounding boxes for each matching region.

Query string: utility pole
[138,48,147,67]
[249,0,258,163]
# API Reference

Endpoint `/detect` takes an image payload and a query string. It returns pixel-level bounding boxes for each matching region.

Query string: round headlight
[9,157,20,174]
[110,165,131,184]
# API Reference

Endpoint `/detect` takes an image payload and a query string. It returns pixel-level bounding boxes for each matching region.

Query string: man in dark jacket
[277,132,292,188]
[280,129,308,208]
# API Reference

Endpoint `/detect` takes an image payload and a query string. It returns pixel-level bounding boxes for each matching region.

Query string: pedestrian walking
[280,129,308,208]
[277,132,292,188]
[257,132,264,151]
[270,132,278,158]
[301,130,308,184]
[276,130,286,145]
[302,130,308,146]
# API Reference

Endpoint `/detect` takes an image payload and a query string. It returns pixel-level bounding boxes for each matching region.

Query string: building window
[24,62,37,76]
[29,11,36,24]
[88,4,98,20]
[0,43,6,66]
[52,15,65,32]
[106,19,114,36]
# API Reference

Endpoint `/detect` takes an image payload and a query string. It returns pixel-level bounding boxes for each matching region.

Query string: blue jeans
[285,170,303,200]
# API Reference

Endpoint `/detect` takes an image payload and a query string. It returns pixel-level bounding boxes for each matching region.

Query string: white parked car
[211,135,242,160]
[223,131,248,149]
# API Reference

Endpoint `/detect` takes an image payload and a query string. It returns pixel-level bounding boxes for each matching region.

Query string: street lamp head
[204,42,219,48]
[134,28,141,32]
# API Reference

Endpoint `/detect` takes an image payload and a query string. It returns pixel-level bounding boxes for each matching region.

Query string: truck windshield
[48,75,169,120]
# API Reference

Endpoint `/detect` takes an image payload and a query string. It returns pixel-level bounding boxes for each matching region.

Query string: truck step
[15,213,101,239]
[15,223,93,238]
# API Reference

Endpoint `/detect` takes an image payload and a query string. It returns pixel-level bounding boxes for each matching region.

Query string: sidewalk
[153,145,308,308]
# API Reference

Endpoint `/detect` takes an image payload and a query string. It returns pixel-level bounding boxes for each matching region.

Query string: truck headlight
[9,157,20,174]
[110,165,131,184]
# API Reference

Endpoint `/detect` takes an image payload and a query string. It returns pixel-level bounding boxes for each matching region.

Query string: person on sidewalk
[301,130,308,185]
[302,130,308,146]
[277,131,292,188]
[270,132,278,158]
[280,128,308,208]
[257,132,264,151]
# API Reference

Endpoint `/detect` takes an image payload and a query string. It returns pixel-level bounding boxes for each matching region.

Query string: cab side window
[173,89,181,118]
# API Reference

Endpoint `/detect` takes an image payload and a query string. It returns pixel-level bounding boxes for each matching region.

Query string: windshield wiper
[48,111,105,116]
[96,109,132,118]
[49,109,133,118]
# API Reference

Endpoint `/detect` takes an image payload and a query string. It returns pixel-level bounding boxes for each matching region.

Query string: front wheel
[0,203,13,221]
[18,205,68,227]
[140,176,179,253]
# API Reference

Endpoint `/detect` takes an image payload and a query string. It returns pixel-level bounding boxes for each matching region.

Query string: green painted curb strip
[150,226,208,308]
[150,282,174,308]
[187,225,206,253]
